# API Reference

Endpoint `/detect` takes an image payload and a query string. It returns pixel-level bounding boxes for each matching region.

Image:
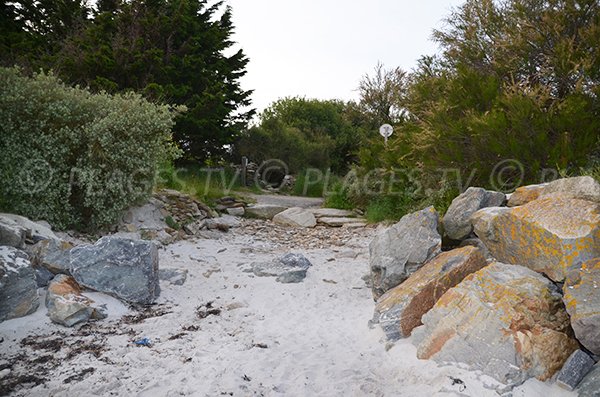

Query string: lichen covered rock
[472,195,600,281]
[507,184,546,207]
[413,262,578,387]
[373,246,487,340]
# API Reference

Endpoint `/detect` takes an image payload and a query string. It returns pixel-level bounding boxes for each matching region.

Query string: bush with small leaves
[0,68,182,230]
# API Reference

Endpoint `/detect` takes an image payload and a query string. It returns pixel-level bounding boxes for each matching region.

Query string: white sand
[0,224,578,396]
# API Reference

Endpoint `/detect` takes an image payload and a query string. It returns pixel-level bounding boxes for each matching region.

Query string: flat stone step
[310,208,355,218]
[318,217,365,227]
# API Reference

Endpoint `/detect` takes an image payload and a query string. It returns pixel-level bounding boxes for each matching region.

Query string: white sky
[226,0,466,113]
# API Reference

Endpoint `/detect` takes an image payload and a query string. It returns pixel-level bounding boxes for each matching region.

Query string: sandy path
[0,221,576,397]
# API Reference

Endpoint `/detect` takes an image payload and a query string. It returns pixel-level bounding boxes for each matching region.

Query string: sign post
[379,124,394,147]
[241,156,248,186]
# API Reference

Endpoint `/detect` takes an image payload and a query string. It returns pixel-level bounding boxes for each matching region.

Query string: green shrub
[323,181,354,210]
[0,68,181,230]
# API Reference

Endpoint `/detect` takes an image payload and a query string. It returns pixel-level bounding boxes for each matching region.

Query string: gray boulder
[578,363,600,397]
[556,350,596,391]
[45,274,106,327]
[0,213,58,243]
[29,239,74,275]
[121,198,169,231]
[205,215,241,230]
[442,187,506,240]
[369,206,441,300]
[563,258,600,355]
[0,217,27,248]
[70,237,160,304]
[0,246,39,321]
[273,207,317,228]
[245,204,287,220]
[541,176,600,202]
[247,253,312,283]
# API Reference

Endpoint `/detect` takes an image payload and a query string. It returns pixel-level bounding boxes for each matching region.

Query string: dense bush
[0,68,181,230]
[348,0,600,221]
[235,97,368,174]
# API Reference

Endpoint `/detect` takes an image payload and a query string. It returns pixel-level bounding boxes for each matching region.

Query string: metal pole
[241,156,248,186]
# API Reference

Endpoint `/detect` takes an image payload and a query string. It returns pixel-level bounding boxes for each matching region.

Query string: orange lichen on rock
[413,262,578,387]
[373,246,487,340]
[508,184,546,207]
[472,194,600,282]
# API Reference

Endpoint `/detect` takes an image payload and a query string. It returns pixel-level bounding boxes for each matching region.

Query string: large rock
[245,204,287,220]
[541,176,600,202]
[45,274,106,327]
[472,195,600,282]
[369,206,441,299]
[0,213,58,243]
[121,198,169,231]
[413,262,578,387]
[0,217,27,248]
[442,187,506,240]
[373,246,487,340]
[247,253,312,283]
[0,246,39,321]
[273,207,317,228]
[563,258,600,355]
[70,237,160,304]
[30,239,74,275]
[507,184,546,207]
[578,363,600,397]
[556,349,596,391]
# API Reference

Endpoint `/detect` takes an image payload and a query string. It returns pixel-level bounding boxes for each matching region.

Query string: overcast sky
[226,0,465,113]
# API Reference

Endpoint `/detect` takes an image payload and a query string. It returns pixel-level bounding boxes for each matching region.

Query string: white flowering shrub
[0,68,182,230]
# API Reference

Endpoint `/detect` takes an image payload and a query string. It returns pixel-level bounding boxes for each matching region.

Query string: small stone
[248,253,312,283]
[556,350,595,391]
[45,275,100,327]
[159,268,188,286]
[226,207,245,217]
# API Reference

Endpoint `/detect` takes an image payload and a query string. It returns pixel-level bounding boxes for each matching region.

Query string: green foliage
[164,216,181,231]
[0,67,180,230]
[235,97,368,174]
[1,0,254,163]
[353,0,600,223]
[156,163,252,205]
[323,181,354,210]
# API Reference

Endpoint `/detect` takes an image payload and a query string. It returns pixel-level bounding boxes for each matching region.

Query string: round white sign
[379,124,394,138]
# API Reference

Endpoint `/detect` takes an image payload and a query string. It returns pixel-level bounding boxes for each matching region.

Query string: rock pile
[369,176,600,392]
[0,211,178,328]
